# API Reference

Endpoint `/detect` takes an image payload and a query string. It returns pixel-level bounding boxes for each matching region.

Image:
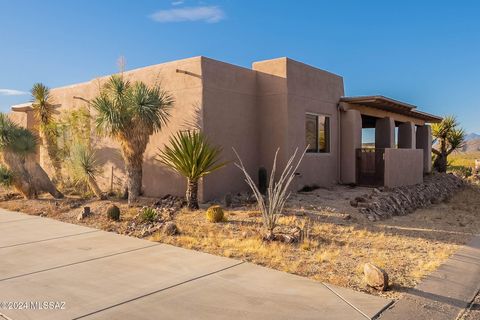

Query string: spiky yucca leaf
[0,165,13,187]
[31,83,55,130]
[157,130,226,180]
[69,145,102,186]
[0,113,37,156]
[91,75,173,138]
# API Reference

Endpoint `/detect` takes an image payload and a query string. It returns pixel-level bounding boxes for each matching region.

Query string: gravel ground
[459,291,480,320]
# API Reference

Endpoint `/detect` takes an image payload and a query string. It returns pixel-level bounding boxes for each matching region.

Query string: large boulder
[364,263,389,291]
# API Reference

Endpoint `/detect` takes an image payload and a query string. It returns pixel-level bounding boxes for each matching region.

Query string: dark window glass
[305,114,330,153]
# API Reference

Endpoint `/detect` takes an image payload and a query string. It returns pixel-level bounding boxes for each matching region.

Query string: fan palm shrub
[91,75,173,203]
[69,145,105,199]
[432,116,466,173]
[31,83,62,182]
[157,130,226,209]
[0,113,63,198]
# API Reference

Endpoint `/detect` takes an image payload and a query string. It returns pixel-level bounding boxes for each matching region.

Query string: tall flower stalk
[234,147,306,240]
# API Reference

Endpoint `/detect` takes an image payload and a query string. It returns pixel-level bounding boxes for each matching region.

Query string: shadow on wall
[93,146,186,198]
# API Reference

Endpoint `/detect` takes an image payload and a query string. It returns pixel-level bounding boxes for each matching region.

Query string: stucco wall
[384,148,423,187]
[12,57,204,198]
[201,58,259,200]
[252,58,289,172]
[284,58,344,189]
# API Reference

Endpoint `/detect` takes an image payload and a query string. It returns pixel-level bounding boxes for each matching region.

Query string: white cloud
[171,1,184,5]
[150,6,225,23]
[0,89,28,96]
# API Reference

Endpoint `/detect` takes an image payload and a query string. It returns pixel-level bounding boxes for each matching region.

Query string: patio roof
[340,95,442,123]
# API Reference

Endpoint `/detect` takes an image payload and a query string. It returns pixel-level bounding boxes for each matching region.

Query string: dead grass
[1,184,479,300]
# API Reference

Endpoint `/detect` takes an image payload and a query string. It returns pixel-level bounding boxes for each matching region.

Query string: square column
[340,109,362,184]
[416,125,432,173]
[398,121,416,149]
[375,117,395,148]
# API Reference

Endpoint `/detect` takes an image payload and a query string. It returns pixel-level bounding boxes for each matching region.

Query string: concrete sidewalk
[0,209,391,320]
[378,234,480,320]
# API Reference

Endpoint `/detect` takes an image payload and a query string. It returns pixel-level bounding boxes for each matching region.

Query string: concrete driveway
[0,209,391,320]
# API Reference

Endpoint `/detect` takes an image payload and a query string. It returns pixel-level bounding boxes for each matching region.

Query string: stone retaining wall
[350,173,465,221]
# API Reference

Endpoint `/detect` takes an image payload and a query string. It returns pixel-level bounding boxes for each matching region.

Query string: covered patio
[339,96,442,187]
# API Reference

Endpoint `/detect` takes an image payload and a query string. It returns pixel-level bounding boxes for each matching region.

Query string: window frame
[305,112,331,154]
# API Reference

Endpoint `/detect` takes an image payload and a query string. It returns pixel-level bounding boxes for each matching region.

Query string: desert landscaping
[1,171,478,300]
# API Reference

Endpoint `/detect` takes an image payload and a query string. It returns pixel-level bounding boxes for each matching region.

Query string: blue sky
[0,0,479,134]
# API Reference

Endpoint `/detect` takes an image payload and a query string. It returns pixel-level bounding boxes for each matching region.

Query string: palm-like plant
[157,130,226,209]
[31,83,62,182]
[0,113,62,198]
[69,145,105,199]
[432,115,466,173]
[91,75,173,203]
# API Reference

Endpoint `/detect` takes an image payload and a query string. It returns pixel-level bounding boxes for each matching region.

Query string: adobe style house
[10,56,441,201]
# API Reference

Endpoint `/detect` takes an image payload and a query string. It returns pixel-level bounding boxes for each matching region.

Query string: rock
[364,263,389,291]
[342,214,352,220]
[356,173,465,221]
[163,221,178,236]
[77,206,91,221]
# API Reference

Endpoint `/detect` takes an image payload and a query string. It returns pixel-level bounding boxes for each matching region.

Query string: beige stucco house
[10,56,441,201]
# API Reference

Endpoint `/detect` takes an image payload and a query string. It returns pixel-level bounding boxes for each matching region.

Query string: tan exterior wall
[12,57,204,198]
[284,59,344,188]
[340,109,362,184]
[384,148,423,187]
[200,58,259,200]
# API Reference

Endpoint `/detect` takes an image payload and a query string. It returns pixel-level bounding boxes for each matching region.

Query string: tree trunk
[26,158,64,199]
[41,130,62,183]
[2,152,37,199]
[126,159,143,204]
[186,178,199,210]
[433,152,448,173]
[88,176,106,200]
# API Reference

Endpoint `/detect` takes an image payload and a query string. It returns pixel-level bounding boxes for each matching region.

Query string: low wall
[384,148,423,187]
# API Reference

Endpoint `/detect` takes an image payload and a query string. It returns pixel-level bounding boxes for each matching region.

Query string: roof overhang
[11,102,62,113]
[340,95,442,123]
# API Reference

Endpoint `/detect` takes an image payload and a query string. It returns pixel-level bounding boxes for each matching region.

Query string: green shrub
[206,205,225,223]
[140,207,157,223]
[106,205,120,221]
[0,165,13,187]
[448,165,472,178]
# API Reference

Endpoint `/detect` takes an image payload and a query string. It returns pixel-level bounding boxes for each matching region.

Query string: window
[305,113,330,153]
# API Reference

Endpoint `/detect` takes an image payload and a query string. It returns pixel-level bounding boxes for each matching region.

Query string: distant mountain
[465,132,480,141]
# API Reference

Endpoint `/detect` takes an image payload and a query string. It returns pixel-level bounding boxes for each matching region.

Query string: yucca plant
[0,165,13,187]
[432,116,466,173]
[31,83,62,182]
[91,75,173,203]
[69,145,105,199]
[234,147,306,240]
[157,130,226,209]
[0,113,62,198]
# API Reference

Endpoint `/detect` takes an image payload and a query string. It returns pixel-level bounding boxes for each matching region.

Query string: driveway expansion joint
[0,230,100,249]
[72,261,246,320]
[0,243,161,282]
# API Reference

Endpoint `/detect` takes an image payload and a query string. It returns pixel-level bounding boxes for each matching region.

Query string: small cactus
[206,205,225,223]
[258,167,267,195]
[106,205,120,221]
[224,193,232,208]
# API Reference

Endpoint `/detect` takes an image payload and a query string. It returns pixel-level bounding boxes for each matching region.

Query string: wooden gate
[356,148,385,186]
